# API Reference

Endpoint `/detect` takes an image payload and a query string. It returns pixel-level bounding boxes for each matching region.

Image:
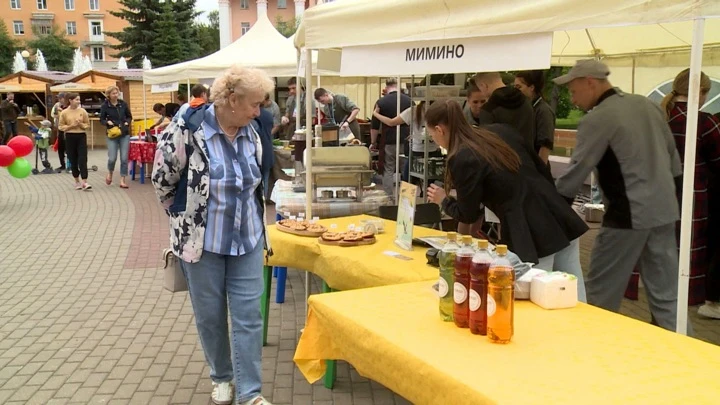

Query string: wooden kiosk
[50,69,171,149]
[0,71,74,135]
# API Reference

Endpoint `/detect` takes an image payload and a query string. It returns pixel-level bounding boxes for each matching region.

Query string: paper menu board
[394,181,418,251]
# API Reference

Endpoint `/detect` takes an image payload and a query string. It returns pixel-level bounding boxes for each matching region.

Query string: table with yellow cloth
[294,281,720,405]
[266,214,444,291]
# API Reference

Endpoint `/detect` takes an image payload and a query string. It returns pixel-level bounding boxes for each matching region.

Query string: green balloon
[7,157,31,179]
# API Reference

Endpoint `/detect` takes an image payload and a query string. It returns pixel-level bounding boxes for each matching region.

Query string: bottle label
[453,282,467,304]
[487,294,497,317]
[469,290,481,311]
[438,278,449,298]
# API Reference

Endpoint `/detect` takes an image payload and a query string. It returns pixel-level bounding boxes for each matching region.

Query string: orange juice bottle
[487,245,515,343]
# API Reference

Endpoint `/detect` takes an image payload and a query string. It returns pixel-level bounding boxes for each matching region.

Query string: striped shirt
[202,105,263,256]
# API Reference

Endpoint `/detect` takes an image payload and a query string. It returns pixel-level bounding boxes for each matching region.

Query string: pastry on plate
[343,232,364,242]
[321,232,343,241]
[306,224,327,233]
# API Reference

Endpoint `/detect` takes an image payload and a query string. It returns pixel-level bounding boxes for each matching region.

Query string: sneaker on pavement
[698,301,720,319]
[240,395,273,405]
[74,182,82,190]
[211,382,233,405]
[82,182,92,191]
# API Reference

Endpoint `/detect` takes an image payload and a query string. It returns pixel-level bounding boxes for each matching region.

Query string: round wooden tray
[318,236,377,247]
[275,223,327,237]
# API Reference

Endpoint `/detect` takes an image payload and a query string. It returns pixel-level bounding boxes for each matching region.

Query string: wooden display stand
[0,71,74,135]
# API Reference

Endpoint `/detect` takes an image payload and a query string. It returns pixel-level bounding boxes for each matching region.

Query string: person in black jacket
[425,100,588,299]
[100,86,133,188]
[473,72,535,150]
[371,78,412,200]
[514,70,555,164]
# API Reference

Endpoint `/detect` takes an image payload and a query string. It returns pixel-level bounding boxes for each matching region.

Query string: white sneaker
[697,301,720,319]
[240,395,273,405]
[211,382,233,405]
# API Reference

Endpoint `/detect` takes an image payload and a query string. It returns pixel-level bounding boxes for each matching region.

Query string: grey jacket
[556,88,682,230]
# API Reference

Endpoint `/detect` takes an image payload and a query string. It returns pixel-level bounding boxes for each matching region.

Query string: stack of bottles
[438,233,515,344]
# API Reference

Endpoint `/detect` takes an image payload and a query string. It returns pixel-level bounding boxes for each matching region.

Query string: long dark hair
[515,70,545,99]
[425,99,521,192]
[414,101,426,126]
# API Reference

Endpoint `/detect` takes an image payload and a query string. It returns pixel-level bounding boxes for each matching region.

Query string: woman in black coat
[99,85,133,188]
[426,100,588,298]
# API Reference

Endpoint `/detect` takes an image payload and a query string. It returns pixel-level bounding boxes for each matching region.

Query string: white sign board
[340,33,553,76]
[151,82,179,94]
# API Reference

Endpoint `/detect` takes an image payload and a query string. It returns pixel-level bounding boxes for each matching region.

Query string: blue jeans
[180,242,264,403]
[537,238,587,302]
[107,135,130,176]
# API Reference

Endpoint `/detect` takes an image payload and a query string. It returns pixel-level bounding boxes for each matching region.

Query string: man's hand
[281,116,289,125]
[374,106,380,115]
[107,120,114,126]
[340,122,349,130]
[426,183,447,205]
[369,143,378,152]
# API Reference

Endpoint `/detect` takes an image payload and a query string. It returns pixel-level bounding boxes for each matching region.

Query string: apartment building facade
[220,0,336,48]
[2,0,127,68]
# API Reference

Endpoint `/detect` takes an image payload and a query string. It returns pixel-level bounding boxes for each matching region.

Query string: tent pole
[304,47,314,326]
[395,76,401,202]
[631,57,636,94]
[186,79,190,101]
[317,74,321,121]
[143,84,147,135]
[677,17,705,336]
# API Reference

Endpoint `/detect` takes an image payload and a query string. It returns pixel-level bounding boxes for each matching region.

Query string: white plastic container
[530,272,578,309]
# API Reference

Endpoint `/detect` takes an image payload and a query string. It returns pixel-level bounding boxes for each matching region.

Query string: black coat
[99,99,133,136]
[442,124,588,263]
[477,87,535,150]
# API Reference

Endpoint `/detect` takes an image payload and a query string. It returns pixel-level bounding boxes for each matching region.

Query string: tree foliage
[275,16,301,38]
[0,20,20,76]
[194,10,219,57]
[25,25,76,72]
[106,0,200,68]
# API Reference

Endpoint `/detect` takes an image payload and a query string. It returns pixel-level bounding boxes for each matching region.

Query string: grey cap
[553,59,610,85]
[41,120,52,127]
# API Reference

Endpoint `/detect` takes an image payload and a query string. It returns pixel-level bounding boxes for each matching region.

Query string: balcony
[83,13,105,19]
[82,34,106,46]
[30,13,54,20]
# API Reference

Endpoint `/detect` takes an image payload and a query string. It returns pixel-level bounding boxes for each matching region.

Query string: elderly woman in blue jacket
[152,65,274,405]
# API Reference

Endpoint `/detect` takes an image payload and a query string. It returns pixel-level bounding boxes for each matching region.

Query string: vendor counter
[270,180,391,219]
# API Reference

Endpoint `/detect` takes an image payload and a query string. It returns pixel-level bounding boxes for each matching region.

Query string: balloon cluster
[0,136,33,179]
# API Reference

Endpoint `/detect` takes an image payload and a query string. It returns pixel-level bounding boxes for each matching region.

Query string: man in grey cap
[554,59,689,333]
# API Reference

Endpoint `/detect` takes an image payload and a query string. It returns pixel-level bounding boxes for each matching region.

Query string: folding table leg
[275,267,287,303]
[322,280,336,389]
[140,163,145,184]
[130,161,136,181]
[261,265,272,346]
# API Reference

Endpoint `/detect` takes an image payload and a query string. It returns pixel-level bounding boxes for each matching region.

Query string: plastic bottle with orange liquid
[487,245,515,343]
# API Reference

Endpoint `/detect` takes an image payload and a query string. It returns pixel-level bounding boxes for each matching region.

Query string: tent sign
[340,33,552,76]
[151,82,179,93]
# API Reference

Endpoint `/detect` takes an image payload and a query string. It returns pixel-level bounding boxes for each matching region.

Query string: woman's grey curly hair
[211,65,275,107]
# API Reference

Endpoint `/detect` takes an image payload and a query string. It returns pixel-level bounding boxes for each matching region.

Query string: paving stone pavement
[1,149,718,404]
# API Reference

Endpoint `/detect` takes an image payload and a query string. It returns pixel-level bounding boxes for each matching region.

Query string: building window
[278,0,286,8]
[241,22,250,35]
[240,0,248,9]
[91,46,104,61]
[89,0,99,11]
[10,0,20,10]
[36,0,46,9]
[647,78,720,116]
[13,20,24,35]
[66,21,77,35]
[32,20,51,34]
[90,20,103,36]
[65,0,74,10]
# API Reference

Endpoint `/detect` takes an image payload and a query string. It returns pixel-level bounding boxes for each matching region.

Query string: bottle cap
[477,239,489,249]
[496,244,508,255]
[461,235,472,244]
[447,232,457,241]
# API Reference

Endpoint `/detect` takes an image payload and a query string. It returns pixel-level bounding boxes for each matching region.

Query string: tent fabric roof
[143,15,333,85]
[295,0,720,63]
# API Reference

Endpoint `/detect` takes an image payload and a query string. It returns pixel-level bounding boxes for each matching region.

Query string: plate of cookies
[276,219,328,237]
[318,230,377,247]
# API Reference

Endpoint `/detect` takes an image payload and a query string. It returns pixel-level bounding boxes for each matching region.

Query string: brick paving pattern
[0,150,718,404]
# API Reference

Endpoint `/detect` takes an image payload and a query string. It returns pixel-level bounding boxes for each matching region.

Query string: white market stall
[294,0,720,334]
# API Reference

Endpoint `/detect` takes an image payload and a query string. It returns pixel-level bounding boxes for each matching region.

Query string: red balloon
[0,145,16,167]
[7,136,34,157]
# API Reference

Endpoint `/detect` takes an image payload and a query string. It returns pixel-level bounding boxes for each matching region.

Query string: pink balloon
[0,145,16,167]
[7,136,34,157]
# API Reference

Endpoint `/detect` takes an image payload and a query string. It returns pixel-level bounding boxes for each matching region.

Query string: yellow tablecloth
[267,215,443,291]
[294,281,720,405]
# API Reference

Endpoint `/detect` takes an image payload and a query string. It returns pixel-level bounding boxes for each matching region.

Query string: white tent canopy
[294,0,720,64]
[294,0,720,335]
[143,15,334,85]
